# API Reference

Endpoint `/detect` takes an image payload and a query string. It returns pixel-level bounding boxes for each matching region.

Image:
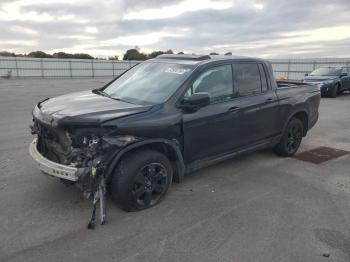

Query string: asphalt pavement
[0,78,350,262]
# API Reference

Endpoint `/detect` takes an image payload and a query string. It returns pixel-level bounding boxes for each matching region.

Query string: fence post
[91,60,95,78]
[287,59,291,80]
[14,56,19,78]
[40,58,44,78]
[112,61,115,78]
[69,60,73,78]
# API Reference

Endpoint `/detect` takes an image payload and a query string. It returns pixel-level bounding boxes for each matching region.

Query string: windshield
[310,67,342,76]
[103,62,194,105]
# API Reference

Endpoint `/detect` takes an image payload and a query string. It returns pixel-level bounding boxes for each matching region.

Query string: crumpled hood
[304,75,338,82]
[33,90,152,126]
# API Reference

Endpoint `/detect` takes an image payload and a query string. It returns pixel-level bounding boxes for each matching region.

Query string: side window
[235,63,262,96]
[185,65,233,103]
[258,64,268,92]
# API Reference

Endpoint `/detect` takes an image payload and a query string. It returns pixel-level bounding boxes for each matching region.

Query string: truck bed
[276,80,315,89]
[275,80,320,132]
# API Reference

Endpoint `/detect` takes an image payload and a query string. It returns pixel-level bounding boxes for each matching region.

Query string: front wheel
[274,118,303,157]
[111,149,173,211]
[330,83,339,98]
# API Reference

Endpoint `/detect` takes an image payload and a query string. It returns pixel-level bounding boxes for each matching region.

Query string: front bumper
[29,138,86,181]
[304,82,334,96]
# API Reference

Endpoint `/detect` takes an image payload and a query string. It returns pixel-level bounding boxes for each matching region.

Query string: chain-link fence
[271,58,350,80]
[0,57,139,79]
[1,56,349,80]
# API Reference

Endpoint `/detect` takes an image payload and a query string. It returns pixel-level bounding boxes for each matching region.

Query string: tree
[52,52,71,59]
[0,51,15,57]
[73,53,94,59]
[224,52,232,55]
[123,49,147,60]
[147,49,173,59]
[177,51,184,54]
[28,51,52,58]
[148,51,164,59]
[52,52,94,59]
[108,56,119,60]
[210,52,219,55]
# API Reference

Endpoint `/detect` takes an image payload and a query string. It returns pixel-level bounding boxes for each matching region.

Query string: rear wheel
[274,118,303,157]
[111,149,173,211]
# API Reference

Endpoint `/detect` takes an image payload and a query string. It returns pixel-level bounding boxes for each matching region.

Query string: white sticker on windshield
[165,67,191,74]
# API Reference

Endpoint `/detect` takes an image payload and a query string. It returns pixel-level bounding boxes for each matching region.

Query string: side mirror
[340,72,348,77]
[304,73,309,77]
[181,92,210,111]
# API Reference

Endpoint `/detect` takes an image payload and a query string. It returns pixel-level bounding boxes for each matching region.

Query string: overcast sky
[1,0,350,58]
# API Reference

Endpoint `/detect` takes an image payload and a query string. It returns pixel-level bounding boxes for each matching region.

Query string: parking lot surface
[0,78,350,262]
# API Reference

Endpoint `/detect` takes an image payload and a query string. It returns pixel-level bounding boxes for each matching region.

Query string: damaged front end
[30,112,139,229]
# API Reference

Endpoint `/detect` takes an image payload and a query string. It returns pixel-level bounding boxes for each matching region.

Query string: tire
[337,85,344,95]
[330,84,339,98]
[274,118,303,157]
[111,149,173,212]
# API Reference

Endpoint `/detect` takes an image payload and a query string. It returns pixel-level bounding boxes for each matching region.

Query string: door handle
[228,106,240,113]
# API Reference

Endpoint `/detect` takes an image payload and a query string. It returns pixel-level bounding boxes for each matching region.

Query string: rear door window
[258,64,268,92]
[234,63,262,96]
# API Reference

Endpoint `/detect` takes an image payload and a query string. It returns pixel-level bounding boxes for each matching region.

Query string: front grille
[34,120,71,164]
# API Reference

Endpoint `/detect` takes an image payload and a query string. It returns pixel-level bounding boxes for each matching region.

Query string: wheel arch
[335,81,342,91]
[283,110,309,137]
[105,139,185,183]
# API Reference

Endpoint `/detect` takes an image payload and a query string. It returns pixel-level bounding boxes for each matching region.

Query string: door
[233,63,280,145]
[182,64,243,163]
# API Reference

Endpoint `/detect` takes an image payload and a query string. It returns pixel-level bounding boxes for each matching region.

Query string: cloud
[101,30,187,46]
[0,0,350,58]
[123,0,233,20]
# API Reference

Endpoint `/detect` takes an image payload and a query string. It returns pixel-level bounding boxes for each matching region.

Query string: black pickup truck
[29,55,320,227]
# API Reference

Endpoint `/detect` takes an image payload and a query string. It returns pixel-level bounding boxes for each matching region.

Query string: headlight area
[64,128,109,168]
[321,80,335,86]
[65,127,142,229]
[318,81,335,93]
[66,128,141,168]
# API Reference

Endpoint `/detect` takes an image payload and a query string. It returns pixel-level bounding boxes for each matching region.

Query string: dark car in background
[303,67,350,98]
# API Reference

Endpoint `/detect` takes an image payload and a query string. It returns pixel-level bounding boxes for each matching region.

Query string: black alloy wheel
[274,117,304,157]
[132,163,168,207]
[111,149,173,211]
[285,124,302,155]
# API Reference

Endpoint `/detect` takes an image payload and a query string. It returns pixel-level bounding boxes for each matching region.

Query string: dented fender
[105,138,185,183]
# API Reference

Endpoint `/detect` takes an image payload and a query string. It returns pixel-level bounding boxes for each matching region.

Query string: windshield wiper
[93,89,126,102]
[93,89,111,98]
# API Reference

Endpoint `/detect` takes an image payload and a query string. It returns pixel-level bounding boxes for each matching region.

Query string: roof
[151,54,266,65]
[157,54,210,61]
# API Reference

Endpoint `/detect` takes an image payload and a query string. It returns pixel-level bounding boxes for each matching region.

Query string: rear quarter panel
[276,84,320,133]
